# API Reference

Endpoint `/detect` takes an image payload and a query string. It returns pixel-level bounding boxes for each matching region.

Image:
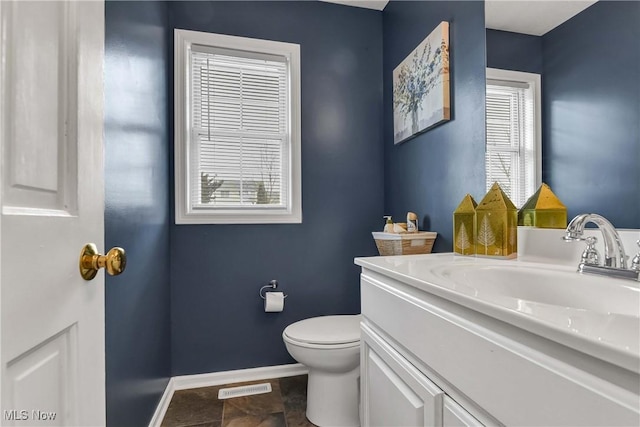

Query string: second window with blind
[174,30,301,224]
[485,68,541,207]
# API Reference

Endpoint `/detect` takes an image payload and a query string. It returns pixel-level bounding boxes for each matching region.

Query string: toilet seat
[283,315,361,347]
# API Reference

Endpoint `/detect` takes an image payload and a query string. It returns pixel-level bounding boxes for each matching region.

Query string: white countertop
[355,252,640,373]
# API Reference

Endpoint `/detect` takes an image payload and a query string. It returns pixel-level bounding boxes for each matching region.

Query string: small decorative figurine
[475,182,517,259]
[518,183,567,229]
[453,194,477,256]
[407,212,419,233]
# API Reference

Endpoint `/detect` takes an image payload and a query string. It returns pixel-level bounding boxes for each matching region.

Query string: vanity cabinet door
[443,396,484,427]
[361,324,444,427]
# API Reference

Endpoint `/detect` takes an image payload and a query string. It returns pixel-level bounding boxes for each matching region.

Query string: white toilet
[282,314,361,427]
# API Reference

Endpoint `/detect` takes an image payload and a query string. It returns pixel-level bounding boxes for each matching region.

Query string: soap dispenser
[383,216,394,233]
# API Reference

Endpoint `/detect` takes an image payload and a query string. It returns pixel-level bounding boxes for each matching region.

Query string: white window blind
[190,45,289,210]
[486,78,536,207]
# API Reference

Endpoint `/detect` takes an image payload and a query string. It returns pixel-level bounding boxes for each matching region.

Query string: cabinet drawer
[362,323,444,427]
[361,271,640,426]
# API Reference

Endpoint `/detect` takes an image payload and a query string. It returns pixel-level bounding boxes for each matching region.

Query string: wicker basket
[372,231,437,256]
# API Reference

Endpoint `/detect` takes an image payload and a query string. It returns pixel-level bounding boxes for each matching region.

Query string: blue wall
[104,1,171,425]
[169,1,384,375]
[383,1,486,252]
[486,29,542,74]
[101,3,640,422]
[542,1,640,228]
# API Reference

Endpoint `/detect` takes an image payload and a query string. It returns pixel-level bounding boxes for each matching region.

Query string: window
[485,68,541,207]
[175,29,301,224]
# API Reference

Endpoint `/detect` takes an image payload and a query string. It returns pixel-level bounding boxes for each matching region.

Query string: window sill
[175,210,302,225]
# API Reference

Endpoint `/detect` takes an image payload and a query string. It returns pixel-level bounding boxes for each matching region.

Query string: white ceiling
[321,0,389,11]
[323,0,597,37]
[485,1,597,36]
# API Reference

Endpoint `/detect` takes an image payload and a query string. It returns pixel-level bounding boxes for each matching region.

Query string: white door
[0,1,107,425]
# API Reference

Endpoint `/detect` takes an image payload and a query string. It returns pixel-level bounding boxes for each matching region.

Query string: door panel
[368,350,427,426]
[2,0,78,214]
[0,1,105,425]
[5,326,76,427]
[361,324,444,427]
[443,396,484,427]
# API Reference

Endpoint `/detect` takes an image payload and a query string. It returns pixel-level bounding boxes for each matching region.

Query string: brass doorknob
[79,243,127,280]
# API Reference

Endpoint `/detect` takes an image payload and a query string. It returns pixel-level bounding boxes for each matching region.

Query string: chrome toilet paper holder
[259,279,288,299]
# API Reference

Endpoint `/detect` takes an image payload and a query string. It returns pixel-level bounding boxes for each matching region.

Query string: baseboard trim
[148,363,308,427]
[148,377,175,427]
[173,363,308,391]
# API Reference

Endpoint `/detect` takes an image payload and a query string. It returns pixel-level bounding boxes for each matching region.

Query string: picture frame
[393,21,450,144]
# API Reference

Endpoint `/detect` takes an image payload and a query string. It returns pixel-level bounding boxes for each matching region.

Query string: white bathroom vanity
[355,228,640,426]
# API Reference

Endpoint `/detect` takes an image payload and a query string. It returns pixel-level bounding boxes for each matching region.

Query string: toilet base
[306,366,360,427]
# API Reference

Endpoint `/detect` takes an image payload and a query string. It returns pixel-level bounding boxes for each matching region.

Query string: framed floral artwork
[393,21,450,144]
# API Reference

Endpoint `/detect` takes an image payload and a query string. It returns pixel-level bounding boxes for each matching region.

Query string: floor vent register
[217,383,272,400]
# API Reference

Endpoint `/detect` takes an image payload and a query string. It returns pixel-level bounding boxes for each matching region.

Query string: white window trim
[486,68,542,197]
[174,29,302,224]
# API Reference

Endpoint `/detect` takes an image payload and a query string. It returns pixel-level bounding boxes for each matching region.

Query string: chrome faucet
[631,241,640,272]
[563,213,638,281]
[564,213,627,268]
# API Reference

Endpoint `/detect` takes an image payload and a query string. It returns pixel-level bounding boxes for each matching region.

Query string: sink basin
[431,263,640,317]
[428,262,640,354]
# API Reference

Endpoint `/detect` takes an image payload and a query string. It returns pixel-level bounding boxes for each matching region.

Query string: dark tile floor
[161,375,317,427]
